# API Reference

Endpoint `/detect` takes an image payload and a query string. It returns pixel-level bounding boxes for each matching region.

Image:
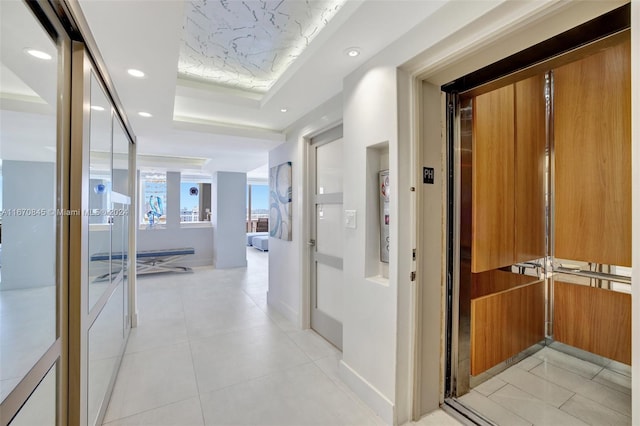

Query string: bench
[246,232,269,246]
[252,236,269,251]
[90,247,195,280]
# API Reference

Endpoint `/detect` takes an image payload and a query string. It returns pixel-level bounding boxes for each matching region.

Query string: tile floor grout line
[181,288,208,426]
[561,389,633,419]
[463,389,532,426]
[554,393,624,425]
[590,370,633,395]
[308,355,385,424]
[476,380,508,397]
[118,337,192,361]
[102,396,201,426]
[528,359,632,407]
[283,328,339,363]
[485,390,564,426]
[497,369,577,408]
[501,356,632,421]
[180,321,279,347]
[195,359,318,400]
[589,378,633,396]
[533,350,605,380]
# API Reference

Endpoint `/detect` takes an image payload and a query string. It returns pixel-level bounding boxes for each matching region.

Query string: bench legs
[91,255,192,281]
[136,255,192,275]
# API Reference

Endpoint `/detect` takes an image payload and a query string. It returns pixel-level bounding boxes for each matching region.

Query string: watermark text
[0,208,128,217]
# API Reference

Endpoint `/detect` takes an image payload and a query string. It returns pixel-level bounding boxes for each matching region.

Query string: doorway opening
[307,125,344,350]
[441,5,632,424]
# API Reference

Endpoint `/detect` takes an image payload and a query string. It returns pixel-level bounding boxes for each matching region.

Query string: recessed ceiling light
[345,47,361,57]
[138,112,152,118]
[90,105,105,111]
[127,69,145,78]
[25,49,52,60]
[280,108,288,113]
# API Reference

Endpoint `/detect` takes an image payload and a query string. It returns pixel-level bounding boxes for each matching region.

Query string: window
[140,171,166,226]
[181,174,211,223]
[180,181,199,222]
[246,183,269,231]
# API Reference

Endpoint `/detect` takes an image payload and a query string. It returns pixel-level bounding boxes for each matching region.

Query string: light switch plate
[344,210,357,229]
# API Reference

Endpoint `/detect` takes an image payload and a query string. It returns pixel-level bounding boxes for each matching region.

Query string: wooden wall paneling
[472,85,515,272]
[515,75,547,263]
[470,281,545,376]
[553,280,631,365]
[553,40,631,266]
[471,269,539,299]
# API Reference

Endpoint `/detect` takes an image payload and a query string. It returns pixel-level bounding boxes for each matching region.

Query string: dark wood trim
[442,3,630,94]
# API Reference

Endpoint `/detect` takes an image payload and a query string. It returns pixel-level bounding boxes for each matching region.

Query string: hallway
[102,248,459,425]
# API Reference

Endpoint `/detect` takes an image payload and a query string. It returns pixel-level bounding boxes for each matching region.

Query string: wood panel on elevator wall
[554,280,631,365]
[470,279,545,376]
[553,40,631,266]
[514,75,546,263]
[472,85,515,273]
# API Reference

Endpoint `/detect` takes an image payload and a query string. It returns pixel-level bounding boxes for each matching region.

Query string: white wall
[338,65,403,425]
[415,81,446,416]
[137,227,213,268]
[267,95,342,326]
[212,171,247,269]
[165,171,180,229]
[631,0,638,422]
[267,142,301,323]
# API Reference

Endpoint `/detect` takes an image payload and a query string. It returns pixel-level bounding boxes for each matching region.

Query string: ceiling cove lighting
[25,49,52,60]
[138,112,152,118]
[345,47,360,57]
[127,68,145,78]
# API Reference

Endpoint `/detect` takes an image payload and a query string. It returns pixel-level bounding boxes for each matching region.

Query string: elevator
[442,4,632,423]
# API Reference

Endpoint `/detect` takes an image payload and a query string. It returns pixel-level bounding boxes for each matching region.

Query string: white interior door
[309,126,343,349]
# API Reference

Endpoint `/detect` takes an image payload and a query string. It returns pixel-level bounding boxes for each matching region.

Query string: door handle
[308,239,316,246]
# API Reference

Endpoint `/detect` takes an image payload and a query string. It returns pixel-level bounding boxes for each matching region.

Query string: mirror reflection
[88,282,124,425]
[0,0,59,401]
[88,73,112,310]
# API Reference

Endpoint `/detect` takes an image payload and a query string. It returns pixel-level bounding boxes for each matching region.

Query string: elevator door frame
[441,4,631,399]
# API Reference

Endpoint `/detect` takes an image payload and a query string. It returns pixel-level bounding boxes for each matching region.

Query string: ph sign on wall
[423,167,435,184]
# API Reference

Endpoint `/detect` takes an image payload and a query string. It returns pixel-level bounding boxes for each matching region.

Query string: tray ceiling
[178,0,346,93]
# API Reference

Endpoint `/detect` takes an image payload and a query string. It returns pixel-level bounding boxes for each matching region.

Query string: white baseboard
[266,291,298,324]
[339,360,395,425]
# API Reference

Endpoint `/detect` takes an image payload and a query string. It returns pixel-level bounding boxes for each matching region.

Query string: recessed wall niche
[365,141,389,283]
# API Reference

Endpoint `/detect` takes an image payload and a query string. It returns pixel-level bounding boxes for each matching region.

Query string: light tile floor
[459,346,632,426]
[103,248,460,426]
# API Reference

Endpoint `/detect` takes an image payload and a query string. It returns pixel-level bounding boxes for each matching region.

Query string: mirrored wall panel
[88,282,124,426]
[0,0,59,403]
[85,77,132,425]
[88,72,112,310]
[9,365,57,426]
